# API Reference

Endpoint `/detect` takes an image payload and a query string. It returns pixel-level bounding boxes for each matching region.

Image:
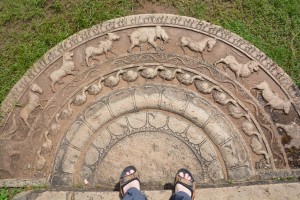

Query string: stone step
[14,182,300,200]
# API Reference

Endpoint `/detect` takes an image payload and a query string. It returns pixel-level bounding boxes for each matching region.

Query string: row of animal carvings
[49,28,292,115]
[49,26,261,93]
[38,65,278,171]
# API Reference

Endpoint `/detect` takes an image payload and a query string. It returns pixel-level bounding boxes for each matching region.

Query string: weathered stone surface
[1,14,300,190]
[65,118,94,149]
[94,131,204,185]
[84,102,113,130]
[13,183,300,200]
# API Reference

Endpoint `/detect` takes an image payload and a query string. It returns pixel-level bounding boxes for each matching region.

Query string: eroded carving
[159,68,182,81]
[253,81,291,114]
[103,70,124,88]
[50,113,61,135]
[228,104,250,121]
[19,84,43,129]
[122,69,139,82]
[49,52,75,92]
[61,99,73,119]
[212,90,238,106]
[87,77,105,95]
[85,33,120,66]
[35,149,46,171]
[73,86,88,106]
[138,66,164,79]
[0,149,20,176]
[42,131,52,153]
[223,141,244,166]
[215,55,259,78]
[128,26,169,52]
[176,71,203,85]
[194,80,221,94]
[1,114,17,139]
[276,122,300,148]
[242,121,270,164]
[180,36,217,60]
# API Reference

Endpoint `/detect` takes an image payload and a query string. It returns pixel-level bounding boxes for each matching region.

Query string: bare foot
[175,172,192,197]
[123,169,140,193]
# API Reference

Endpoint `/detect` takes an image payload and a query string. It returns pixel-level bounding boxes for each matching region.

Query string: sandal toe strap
[121,171,140,185]
[175,174,196,199]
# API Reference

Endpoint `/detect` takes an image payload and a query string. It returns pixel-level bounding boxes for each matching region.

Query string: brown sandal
[174,168,196,199]
[119,166,140,197]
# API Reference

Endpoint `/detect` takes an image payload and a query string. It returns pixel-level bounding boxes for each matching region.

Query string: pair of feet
[121,168,193,197]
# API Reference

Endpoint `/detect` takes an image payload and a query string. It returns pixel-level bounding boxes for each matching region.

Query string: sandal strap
[174,169,196,200]
[121,171,140,185]
[119,170,140,197]
[175,174,195,189]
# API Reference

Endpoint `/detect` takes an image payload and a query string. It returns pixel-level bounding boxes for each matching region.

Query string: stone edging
[0,179,48,187]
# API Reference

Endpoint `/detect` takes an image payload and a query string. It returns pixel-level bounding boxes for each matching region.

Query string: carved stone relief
[49,52,75,92]
[52,85,252,187]
[1,14,300,187]
[85,33,120,66]
[180,36,217,60]
[128,26,169,52]
[253,81,291,114]
[215,54,259,78]
[19,83,43,129]
[276,122,300,149]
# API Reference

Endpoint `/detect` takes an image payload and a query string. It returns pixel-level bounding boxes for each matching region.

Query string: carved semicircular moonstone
[52,85,252,187]
[1,14,300,188]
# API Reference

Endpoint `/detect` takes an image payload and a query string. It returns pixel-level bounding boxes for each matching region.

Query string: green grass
[0,187,25,200]
[0,0,299,105]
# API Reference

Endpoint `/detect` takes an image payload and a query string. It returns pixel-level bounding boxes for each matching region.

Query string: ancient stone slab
[184,97,213,127]
[94,132,204,185]
[65,118,94,149]
[92,129,112,149]
[107,117,129,134]
[134,86,160,109]
[61,147,81,174]
[148,112,168,128]
[108,90,135,116]
[84,146,99,166]
[204,115,233,145]
[34,191,67,200]
[126,112,147,129]
[1,14,300,189]
[167,116,189,133]
[160,88,188,114]
[84,102,113,130]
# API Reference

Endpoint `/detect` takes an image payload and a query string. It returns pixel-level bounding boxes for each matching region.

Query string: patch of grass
[0,184,48,200]
[0,188,9,200]
[0,187,26,200]
[188,0,300,87]
[0,0,134,104]
[0,0,299,105]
